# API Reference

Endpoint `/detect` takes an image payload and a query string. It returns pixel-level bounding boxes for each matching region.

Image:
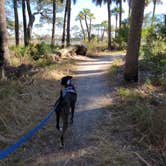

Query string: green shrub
[10,45,27,57]
[112,36,127,50]
[117,88,141,104]
[83,41,107,54]
[28,42,52,60]
[36,57,53,67]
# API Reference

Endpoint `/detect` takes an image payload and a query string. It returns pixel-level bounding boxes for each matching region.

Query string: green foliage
[112,19,129,50]
[28,42,52,60]
[112,36,126,50]
[117,88,141,104]
[140,17,166,86]
[36,57,53,67]
[84,40,107,54]
[9,42,60,68]
[10,45,27,57]
[109,64,119,75]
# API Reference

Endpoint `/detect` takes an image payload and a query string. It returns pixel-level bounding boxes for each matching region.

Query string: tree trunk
[124,0,145,82]
[107,1,112,50]
[151,0,156,25]
[128,0,132,24]
[62,0,68,48]
[89,18,92,41]
[22,0,28,46]
[79,19,86,40]
[13,0,19,46]
[66,0,71,46]
[115,14,118,37]
[51,0,56,46]
[0,0,9,79]
[84,15,90,42]
[26,0,35,44]
[119,0,122,30]
[101,29,105,41]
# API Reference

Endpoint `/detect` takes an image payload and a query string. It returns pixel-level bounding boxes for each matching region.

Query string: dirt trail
[26,55,119,166]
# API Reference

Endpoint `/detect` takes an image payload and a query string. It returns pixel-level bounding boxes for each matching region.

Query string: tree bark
[66,0,71,46]
[119,0,122,30]
[13,0,19,46]
[51,0,56,46]
[0,0,9,79]
[101,29,105,41]
[26,0,35,44]
[22,0,28,46]
[84,15,90,42]
[62,0,68,48]
[151,0,156,25]
[115,14,118,37]
[79,19,86,40]
[89,18,92,41]
[107,1,112,50]
[124,0,145,82]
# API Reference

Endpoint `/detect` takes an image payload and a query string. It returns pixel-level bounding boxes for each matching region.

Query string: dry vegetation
[89,56,166,165]
[0,53,76,164]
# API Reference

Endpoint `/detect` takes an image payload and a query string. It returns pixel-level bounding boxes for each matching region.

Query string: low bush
[28,42,52,60]
[36,57,53,67]
[112,36,127,50]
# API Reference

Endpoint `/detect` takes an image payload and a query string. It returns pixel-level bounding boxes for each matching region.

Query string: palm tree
[22,0,28,46]
[111,7,120,36]
[82,8,91,42]
[66,0,71,46]
[93,0,112,49]
[124,0,145,82]
[89,13,95,41]
[61,0,76,47]
[76,12,86,40]
[61,0,68,47]
[151,0,162,25]
[114,0,126,30]
[0,0,9,79]
[101,20,108,41]
[51,0,56,46]
[107,1,112,49]
[127,0,132,18]
[13,0,19,46]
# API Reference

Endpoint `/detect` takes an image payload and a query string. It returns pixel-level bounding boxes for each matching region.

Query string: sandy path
[26,55,118,166]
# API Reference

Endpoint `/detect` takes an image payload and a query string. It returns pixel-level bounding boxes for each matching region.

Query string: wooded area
[0,0,165,165]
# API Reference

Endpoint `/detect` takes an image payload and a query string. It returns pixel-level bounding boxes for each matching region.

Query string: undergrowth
[105,56,166,165]
[0,57,76,165]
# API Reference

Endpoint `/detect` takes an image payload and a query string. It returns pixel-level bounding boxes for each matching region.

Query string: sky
[30,0,166,35]
[70,0,166,26]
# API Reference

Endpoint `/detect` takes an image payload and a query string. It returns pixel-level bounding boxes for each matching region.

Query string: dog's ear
[61,76,73,86]
[66,76,72,80]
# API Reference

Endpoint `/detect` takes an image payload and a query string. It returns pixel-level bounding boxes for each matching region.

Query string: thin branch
[133,152,151,166]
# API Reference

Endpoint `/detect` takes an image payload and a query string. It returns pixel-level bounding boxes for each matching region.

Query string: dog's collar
[62,86,77,97]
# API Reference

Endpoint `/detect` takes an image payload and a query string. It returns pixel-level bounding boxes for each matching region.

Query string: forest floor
[0,51,165,166]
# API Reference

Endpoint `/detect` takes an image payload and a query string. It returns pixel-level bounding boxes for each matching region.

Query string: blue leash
[0,97,60,160]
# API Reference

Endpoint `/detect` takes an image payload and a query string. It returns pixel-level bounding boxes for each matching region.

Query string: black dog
[55,76,77,148]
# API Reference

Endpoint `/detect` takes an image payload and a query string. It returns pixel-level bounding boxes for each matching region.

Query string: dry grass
[105,57,166,165]
[0,58,76,164]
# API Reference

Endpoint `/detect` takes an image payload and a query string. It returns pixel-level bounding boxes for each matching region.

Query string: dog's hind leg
[60,112,68,148]
[56,111,60,130]
[70,105,75,124]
